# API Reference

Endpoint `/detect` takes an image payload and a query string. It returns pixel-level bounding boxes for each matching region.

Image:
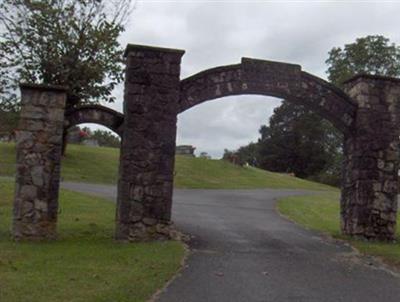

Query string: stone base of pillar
[341,197,397,242]
[13,220,57,241]
[115,220,182,242]
[340,138,398,241]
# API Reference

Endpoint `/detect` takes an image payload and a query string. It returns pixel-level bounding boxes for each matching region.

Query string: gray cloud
[177,96,281,156]
[100,1,400,157]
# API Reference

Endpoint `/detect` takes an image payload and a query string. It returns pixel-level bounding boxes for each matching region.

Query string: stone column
[12,84,67,240]
[116,44,184,241]
[342,75,400,241]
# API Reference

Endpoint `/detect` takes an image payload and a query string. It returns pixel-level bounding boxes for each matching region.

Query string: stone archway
[118,44,399,242]
[65,105,124,136]
[12,44,400,242]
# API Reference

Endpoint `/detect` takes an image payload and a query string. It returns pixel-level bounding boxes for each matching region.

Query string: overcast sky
[99,0,400,158]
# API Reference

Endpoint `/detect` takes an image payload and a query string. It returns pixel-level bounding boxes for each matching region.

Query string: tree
[0,0,133,154]
[257,100,341,179]
[90,129,120,148]
[326,35,400,87]
[222,143,259,166]
[222,148,243,166]
[236,143,259,166]
[0,0,132,108]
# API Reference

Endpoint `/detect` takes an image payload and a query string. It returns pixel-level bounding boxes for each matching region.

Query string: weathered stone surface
[341,76,400,241]
[12,84,66,240]
[115,44,184,241]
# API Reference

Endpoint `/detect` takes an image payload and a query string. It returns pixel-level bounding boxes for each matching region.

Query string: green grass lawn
[0,180,185,302]
[277,192,400,268]
[0,142,334,191]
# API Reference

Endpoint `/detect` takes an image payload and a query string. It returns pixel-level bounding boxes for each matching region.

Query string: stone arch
[65,105,124,136]
[179,58,356,134]
[13,44,400,243]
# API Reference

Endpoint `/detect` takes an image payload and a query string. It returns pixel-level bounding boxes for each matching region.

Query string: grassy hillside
[0,142,334,191]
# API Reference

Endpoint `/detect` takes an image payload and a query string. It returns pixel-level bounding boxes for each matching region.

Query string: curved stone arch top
[65,105,124,136]
[179,58,357,134]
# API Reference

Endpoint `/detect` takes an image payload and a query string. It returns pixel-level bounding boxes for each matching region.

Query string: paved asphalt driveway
[62,182,400,302]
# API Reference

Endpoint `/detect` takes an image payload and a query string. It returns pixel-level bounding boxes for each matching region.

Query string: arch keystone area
[11,44,400,242]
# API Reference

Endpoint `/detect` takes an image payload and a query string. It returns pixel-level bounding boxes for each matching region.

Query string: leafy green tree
[222,149,244,166]
[0,0,132,109]
[236,143,259,166]
[90,129,120,148]
[0,0,132,154]
[223,143,259,166]
[257,100,341,179]
[222,149,234,160]
[326,35,400,87]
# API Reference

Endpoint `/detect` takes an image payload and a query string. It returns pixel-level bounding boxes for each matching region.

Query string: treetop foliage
[257,100,342,179]
[326,35,400,87]
[0,0,133,109]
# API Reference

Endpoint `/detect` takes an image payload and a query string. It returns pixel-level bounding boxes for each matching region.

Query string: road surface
[61,182,400,302]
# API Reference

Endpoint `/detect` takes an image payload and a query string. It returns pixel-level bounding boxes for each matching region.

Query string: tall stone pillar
[13,84,67,240]
[116,44,184,241]
[342,75,400,240]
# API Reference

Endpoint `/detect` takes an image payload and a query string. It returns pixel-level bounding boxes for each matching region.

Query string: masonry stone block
[115,44,184,241]
[12,84,67,240]
[341,75,400,241]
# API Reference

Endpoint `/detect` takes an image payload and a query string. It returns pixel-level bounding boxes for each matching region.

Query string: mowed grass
[0,142,334,191]
[277,192,400,267]
[0,181,185,302]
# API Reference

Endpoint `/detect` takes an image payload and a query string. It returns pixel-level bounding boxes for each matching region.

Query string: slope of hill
[0,143,334,191]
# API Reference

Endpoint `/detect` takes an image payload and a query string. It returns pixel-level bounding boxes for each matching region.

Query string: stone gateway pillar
[341,75,400,241]
[116,45,184,241]
[12,84,67,240]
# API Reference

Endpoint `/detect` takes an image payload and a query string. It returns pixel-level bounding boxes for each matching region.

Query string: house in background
[176,145,196,156]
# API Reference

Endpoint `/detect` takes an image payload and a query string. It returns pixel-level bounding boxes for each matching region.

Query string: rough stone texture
[12,84,67,240]
[115,44,184,241]
[342,76,400,240]
[65,105,124,136]
[179,58,356,134]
